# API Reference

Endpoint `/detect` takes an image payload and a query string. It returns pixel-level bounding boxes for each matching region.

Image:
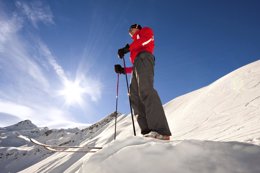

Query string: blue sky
[0,0,259,128]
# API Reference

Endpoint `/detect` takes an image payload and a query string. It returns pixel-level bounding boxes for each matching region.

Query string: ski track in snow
[0,60,260,173]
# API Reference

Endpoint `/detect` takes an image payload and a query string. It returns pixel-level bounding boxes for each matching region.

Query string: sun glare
[59,80,86,105]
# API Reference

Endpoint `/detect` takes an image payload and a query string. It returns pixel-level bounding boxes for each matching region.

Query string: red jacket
[125,27,155,74]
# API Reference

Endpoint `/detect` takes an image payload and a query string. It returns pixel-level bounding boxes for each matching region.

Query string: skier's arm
[115,65,132,74]
[129,27,154,51]
[125,67,133,74]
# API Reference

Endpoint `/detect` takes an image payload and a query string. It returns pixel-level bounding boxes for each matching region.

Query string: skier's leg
[130,71,150,135]
[135,52,171,136]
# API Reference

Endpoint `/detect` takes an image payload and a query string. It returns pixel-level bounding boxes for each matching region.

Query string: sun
[59,80,86,105]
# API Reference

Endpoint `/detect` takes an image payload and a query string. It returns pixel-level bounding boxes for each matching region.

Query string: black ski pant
[129,52,172,136]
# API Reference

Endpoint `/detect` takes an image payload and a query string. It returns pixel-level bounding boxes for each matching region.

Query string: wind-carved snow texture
[245,96,260,107]
[1,60,260,173]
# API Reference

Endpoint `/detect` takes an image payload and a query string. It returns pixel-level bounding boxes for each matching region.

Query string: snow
[81,137,260,173]
[164,59,260,143]
[1,60,260,173]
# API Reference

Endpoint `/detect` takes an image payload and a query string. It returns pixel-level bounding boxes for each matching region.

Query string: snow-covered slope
[164,59,260,143]
[2,60,260,173]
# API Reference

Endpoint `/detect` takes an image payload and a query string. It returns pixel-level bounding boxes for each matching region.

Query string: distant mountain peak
[5,119,38,131]
[17,119,35,125]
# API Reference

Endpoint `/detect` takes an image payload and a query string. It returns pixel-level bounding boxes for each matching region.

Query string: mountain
[0,112,117,173]
[4,120,38,131]
[1,60,260,173]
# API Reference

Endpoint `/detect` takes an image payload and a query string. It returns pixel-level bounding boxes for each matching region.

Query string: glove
[114,64,125,74]
[118,44,130,59]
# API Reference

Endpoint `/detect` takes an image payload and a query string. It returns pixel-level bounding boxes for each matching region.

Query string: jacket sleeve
[124,67,133,74]
[129,27,154,51]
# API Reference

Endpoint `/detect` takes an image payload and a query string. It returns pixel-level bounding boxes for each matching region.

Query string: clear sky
[0,0,259,128]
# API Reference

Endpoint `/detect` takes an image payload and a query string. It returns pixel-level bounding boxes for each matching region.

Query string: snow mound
[80,137,260,173]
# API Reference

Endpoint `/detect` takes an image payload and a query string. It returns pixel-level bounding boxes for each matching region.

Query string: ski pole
[114,73,120,140]
[122,56,136,136]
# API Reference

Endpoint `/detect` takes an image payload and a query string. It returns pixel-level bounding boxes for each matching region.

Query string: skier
[115,24,172,140]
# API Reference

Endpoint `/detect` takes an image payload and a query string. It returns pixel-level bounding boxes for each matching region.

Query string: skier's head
[129,24,142,37]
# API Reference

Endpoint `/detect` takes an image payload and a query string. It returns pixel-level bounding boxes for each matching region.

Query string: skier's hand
[114,64,125,74]
[118,44,130,59]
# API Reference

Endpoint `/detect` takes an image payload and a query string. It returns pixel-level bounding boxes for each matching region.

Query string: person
[114,24,172,140]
